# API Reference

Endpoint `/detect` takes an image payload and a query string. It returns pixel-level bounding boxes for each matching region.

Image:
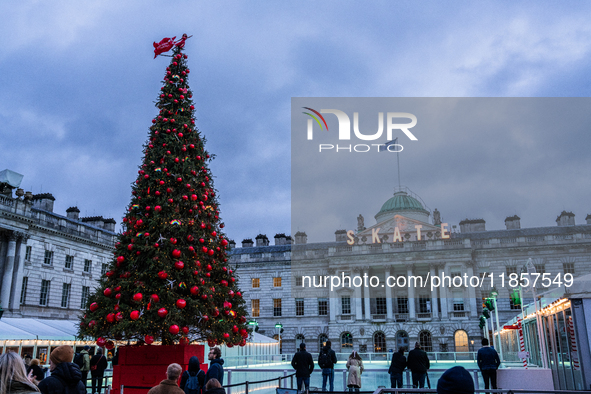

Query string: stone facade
[229,189,591,355]
[0,175,116,319]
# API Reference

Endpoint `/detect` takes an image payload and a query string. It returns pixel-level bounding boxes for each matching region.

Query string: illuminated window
[374,332,386,352]
[419,330,432,352]
[273,277,282,287]
[341,332,353,349]
[252,278,260,288]
[273,299,282,317]
[454,330,468,352]
[251,299,260,317]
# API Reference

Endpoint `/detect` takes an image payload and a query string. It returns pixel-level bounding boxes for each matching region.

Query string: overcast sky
[1,2,591,244]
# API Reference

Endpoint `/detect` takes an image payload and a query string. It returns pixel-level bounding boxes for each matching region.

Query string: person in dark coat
[477,338,501,393]
[38,345,85,394]
[203,379,225,394]
[407,342,430,388]
[29,359,46,384]
[205,348,224,386]
[291,343,314,394]
[388,347,407,388]
[89,348,108,394]
[180,356,205,393]
[319,340,337,392]
[437,366,474,394]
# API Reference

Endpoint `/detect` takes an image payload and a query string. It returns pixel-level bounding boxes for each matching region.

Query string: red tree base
[111,344,207,394]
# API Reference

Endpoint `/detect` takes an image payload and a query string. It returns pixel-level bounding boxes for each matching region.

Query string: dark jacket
[388,352,407,374]
[318,346,337,369]
[407,348,430,373]
[6,380,39,394]
[89,354,108,377]
[38,362,86,394]
[30,365,46,382]
[203,388,226,394]
[291,349,314,378]
[205,358,224,386]
[477,347,501,371]
[180,356,205,391]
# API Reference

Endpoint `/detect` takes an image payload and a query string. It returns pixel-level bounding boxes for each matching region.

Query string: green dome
[378,191,428,215]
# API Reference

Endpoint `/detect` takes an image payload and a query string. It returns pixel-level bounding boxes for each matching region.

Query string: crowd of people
[0,338,500,394]
[290,338,501,393]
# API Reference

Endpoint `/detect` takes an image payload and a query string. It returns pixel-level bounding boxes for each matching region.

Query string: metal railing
[375,390,591,394]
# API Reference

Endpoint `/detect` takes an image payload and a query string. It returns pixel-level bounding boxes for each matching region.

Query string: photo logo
[303,108,417,153]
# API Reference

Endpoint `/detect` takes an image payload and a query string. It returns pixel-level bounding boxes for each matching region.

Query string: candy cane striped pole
[517,317,527,368]
[568,316,580,370]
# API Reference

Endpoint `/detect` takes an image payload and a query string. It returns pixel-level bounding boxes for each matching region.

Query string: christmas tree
[78,36,249,347]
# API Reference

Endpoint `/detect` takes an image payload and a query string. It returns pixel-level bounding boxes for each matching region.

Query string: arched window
[318,334,328,351]
[273,334,283,354]
[341,332,353,350]
[373,332,386,353]
[419,330,432,352]
[454,330,469,353]
[395,331,409,351]
[295,334,305,350]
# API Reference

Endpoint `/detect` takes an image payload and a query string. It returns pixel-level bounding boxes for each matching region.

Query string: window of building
[101,263,108,276]
[454,330,469,352]
[25,246,32,261]
[39,280,50,306]
[396,331,409,351]
[563,263,575,275]
[251,299,260,317]
[419,296,431,313]
[341,332,353,349]
[295,276,302,287]
[374,332,386,352]
[453,295,465,311]
[273,277,282,287]
[273,298,282,317]
[295,298,305,316]
[341,297,351,314]
[319,334,328,350]
[295,334,305,349]
[61,283,71,308]
[375,298,387,314]
[20,277,28,305]
[84,259,92,273]
[506,266,518,276]
[252,278,260,288]
[534,264,546,274]
[65,255,73,270]
[43,251,53,266]
[318,298,328,316]
[419,330,433,352]
[397,297,409,314]
[81,286,90,309]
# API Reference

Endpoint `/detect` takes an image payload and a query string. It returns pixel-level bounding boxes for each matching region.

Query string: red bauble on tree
[169,325,180,335]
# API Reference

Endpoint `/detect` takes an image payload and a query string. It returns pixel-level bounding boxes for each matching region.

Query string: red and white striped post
[567,316,580,370]
[517,317,527,368]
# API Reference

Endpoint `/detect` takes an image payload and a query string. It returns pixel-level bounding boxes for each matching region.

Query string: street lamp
[470,339,474,352]
[275,322,283,354]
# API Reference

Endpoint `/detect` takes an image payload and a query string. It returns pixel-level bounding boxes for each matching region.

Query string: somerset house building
[229,187,591,355]
[0,169,116,320]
